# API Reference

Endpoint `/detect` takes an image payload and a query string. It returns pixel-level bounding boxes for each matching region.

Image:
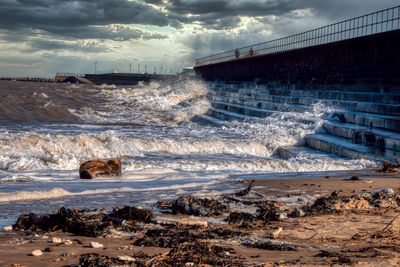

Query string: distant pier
[84,73,178,85]
[53,72,179,85]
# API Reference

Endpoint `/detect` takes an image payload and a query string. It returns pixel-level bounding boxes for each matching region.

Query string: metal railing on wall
[195,6,400,67]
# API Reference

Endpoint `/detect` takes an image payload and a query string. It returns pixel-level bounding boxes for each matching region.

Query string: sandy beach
[1,169,400,266]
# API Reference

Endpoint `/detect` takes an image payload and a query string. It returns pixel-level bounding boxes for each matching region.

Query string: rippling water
[0,79,377,227]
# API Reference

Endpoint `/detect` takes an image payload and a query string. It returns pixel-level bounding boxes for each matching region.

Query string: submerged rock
[79,158,121,179]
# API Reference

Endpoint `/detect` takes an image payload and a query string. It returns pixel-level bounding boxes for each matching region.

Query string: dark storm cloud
[165,0,396,29]
[0,0,170,35]
[2,0,395,39]
[44,25,168,41]
[26,39,110,53]
[142,0,164,5]
[198,16,242,30]
[166,0,296,17]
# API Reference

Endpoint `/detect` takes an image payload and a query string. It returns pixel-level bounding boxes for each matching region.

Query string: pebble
[51,237,62,243]
[2,225,12,231]
[61,253,70,257]
[64,240,73,245]
[271,227,283,239]
[41,235,49,240]
[278,213,287,220]
[116,255,135,262]
[44,247,54,252]
[295,208,305,217]
[89,241,103,248]
[54,258,61,262]
[185,263,194,267]
[31,249,43,256]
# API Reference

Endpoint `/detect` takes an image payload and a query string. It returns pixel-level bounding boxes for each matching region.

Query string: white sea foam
[0,180,219,202]
[71,78,211,124]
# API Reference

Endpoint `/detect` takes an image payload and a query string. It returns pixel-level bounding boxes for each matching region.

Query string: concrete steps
[331,110,400,133]
[210,100,276,118]
[277,146,344,160]
[207,107,254,121]
[322,121,400,152]
[203,83,400,163]
[208,95,309,113]
[209,96,400,133]
[192,114,227,127]
[209,90,400,116]
[211,87,400,104]
[305,134,398,161]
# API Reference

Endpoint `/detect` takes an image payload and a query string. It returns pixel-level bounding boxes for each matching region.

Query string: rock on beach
[79,158,121,179]
[90,241,104,248]
[2,225,12,231]
[51,237,62,243]
[31,250,43,256]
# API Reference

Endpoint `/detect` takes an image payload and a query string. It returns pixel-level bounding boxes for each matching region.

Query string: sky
[0,0,397,77]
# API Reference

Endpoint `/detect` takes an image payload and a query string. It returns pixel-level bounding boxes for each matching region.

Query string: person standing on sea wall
[235,48,240,59]
[249,47,254,56]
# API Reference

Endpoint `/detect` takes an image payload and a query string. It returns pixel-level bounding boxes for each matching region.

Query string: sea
[0,78,377,227]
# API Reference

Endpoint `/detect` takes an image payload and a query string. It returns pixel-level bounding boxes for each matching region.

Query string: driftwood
[235,178,256,197]
[378,158,400,173]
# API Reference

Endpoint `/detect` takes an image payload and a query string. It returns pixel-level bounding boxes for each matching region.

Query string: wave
[0,180,219,202]
[0,78,210,125]
[0,130,271,170]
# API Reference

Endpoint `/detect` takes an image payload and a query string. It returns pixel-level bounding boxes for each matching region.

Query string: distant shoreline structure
[0,77,55,83]
[0,72,181,85]
[0,68,194,85]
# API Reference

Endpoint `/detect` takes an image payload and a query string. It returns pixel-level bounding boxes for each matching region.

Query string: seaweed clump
[14,205,154,237]
[170,195,229,216]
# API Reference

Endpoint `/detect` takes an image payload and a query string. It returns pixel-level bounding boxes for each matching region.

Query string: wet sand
[1,170,400,266]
